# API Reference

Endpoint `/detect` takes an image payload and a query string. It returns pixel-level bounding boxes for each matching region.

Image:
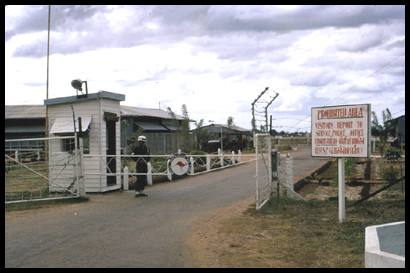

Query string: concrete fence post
[167,159,172,181]
[190,156,194,175]
[238,150,242,163]
[286,156,293,197]
[232,151,235,165]
[147,162,153,185]
[123,166,129,190]
[218,148,224,167]
[206,154,211,171]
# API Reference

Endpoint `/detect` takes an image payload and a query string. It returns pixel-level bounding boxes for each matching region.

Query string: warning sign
[311,104,371,158]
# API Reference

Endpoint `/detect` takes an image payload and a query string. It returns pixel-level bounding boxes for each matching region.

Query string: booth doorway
[105,114,118,186]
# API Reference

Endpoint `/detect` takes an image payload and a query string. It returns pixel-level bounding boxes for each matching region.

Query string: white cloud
[5,5,406,131]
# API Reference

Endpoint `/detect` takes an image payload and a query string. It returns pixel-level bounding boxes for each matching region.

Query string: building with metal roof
[5,105,47,140]
[5,102,197,154]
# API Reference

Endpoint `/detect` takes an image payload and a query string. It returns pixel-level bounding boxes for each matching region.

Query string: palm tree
[371,108,394,156]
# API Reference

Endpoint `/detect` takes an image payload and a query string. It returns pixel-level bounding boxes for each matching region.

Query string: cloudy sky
[5,5,405,132]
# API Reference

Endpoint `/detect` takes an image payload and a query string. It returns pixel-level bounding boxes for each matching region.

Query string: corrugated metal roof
[121,105,195,121]
[5,104,196,123]
[163,124,179,131]
[134,122,168,131]
[5,125,45,133]
[202,124,251,132]
[5,105,46,119]
[50,116,92,134]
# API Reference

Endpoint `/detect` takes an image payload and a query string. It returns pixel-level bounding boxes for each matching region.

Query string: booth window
[61,134,90,154]
[50,116,92,154]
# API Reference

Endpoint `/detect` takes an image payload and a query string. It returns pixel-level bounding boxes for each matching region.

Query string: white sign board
[311,104,371,158]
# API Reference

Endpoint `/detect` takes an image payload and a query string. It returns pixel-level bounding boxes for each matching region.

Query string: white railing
[84,149,257,189]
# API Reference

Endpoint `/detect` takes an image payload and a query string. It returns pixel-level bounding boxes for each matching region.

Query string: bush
[380,166,399,182]
[384,147,402,161]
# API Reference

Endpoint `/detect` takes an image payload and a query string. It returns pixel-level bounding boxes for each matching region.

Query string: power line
[324,51,405,107]
[391,108,405,117]
[289,51,405,130]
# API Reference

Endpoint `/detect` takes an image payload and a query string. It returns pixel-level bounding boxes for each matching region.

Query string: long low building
[5,103,195,154]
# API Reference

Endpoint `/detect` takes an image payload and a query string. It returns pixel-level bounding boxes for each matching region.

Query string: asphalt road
[5,147,329,268]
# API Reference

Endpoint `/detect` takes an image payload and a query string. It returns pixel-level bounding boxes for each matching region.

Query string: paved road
[5,147,329,268]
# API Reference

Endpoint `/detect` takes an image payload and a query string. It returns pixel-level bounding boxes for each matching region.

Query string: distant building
[5,105,46,140]
[199,123,251,135]
[119,105,196,154]
[389,115,405,149]
[5,103,196,154]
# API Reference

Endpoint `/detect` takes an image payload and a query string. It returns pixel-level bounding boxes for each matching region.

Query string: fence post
[286,155,293,198]
[218,148,224,167]
[78,138,86,197]
[190,156,194,175]
[232,151,235,165]
[206,154,211,171]
[147,162,153,185]
[167,159,172,181]
[238,150,242,163]
[271,149,278,197]
[123,166,129,190]
[15,150,19,162]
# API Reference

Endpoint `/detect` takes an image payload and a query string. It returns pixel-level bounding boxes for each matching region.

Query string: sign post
[311,104,371,222]
[338,158,345,222]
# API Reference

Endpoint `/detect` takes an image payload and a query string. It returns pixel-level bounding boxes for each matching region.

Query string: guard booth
[44,90,125,193]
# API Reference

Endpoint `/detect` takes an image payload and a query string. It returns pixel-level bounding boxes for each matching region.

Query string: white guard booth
[44,91,125,193]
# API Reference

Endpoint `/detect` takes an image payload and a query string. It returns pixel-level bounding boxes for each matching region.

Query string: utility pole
[45,5,51,167]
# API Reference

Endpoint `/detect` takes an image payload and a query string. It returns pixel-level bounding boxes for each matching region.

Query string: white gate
[5,136,82,203]
[255,133,272,210]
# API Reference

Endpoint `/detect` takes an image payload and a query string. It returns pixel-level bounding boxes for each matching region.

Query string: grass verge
[216,197,405,268]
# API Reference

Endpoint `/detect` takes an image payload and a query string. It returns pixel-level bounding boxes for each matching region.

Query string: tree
[126,127,144,153]
[168,104,192,152]
[227,116,234,129]
[193,119,211,150]
[371,108,394,156]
